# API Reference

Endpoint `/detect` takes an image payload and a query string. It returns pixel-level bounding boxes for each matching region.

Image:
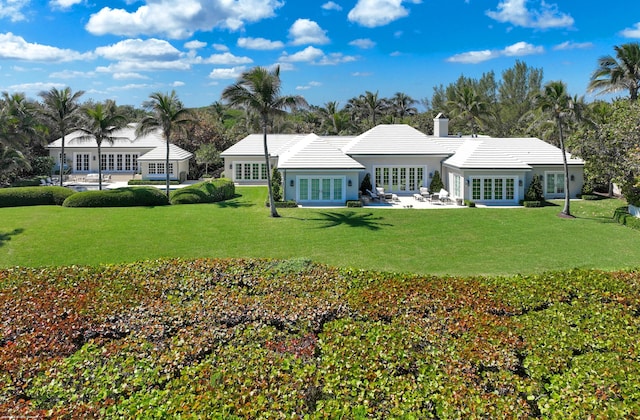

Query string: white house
[221,116,584,206]
[46,124,193,182]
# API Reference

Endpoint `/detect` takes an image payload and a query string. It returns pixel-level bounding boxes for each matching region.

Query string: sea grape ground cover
[1,258,639,418]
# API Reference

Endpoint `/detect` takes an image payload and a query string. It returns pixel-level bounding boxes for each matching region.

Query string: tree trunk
[60,134,65,187]
[558,118,573,217]
[263,117,279,218]
[97,141,102,191]
[165,139,170,197]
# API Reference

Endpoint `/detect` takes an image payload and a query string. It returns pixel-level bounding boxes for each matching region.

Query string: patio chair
[366,189,380,200]
[439,189,452,204]
[419,187,430,200]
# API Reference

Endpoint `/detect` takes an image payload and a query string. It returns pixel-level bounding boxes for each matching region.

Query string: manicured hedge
[274,200,299,208]
[1,259,639,418]
[62,187,169,207]
[346,200,363,207]
[127,179,179,185]
[613,206,640,231]
[0,186,75,207]
[169,178,235,205]
[523,200,544,207]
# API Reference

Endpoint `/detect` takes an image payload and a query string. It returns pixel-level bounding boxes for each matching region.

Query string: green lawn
[1,186,638,276]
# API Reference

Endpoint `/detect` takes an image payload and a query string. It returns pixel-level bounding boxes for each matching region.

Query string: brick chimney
[433,113,449,137]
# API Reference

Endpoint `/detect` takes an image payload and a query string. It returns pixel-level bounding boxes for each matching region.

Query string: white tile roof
[443,139,531,169]
[278,134,364,170]
[220,134,304,157]
[443,137,584,169]
[342,124,452,155]
[47,124,166,149]
[137,143,193,161]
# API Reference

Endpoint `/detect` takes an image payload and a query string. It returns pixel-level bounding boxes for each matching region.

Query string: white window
[234,162,269,181]
[374,165,426,193]
[453,174,462,197]
[297,176,345,202]
[74,153,90,172]
[545,172,565,196]
[470,176,517,202]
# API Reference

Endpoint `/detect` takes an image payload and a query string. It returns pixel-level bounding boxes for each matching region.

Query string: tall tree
[221,66,307,217]
[78,100,128,190]
[535,81,582,218]
[137,91,194,197]
[38,87,84,186]
[390,92,418,122]
[447,85,489,137]
[588,42,640,101]
[498,60,543,136]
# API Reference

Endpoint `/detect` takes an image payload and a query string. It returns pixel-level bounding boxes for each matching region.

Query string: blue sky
[0,0,638,109]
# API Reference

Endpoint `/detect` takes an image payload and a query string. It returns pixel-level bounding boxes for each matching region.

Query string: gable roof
[137,144,193,161]
[342,124,451,155]
[220,134,303,157]
[278,134,364,170]
[46,124,166,149]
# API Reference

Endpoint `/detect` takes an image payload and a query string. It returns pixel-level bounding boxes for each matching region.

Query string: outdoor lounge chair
[439,189,452,204]
[366,189,380,200]
[419,187,430,200]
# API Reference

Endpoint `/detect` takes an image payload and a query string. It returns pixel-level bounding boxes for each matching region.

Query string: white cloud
[486,0,574,29]
[349,38,376,49]
[447,41,543,64]
[318,52,357,65]
[238,37,284,50]
[172,81,185,87]
[0,0,29,22]
[96,59,190,73]
[212,43,229,51]
[107,83,153,91]
[49,70,96,79]
[113,72,149,80]
[296,81,322,90]
[348,0,421,28]
[49,0,83,9]
[209,66,246,79]
[8,82,65,93]
[620,22,640,38]
[280,46,325,63]
[202,52,253,65]
[288,19,330,45]
[322,1,342,11]
[447,50,496,64]
[86,0,285,39]
[502,41,543,56]
[95,38,181,61]
[352,72,372,77]
[0,32,92,62]
[184,40,207,49]
[279,46,357,66]
[553,41,593,51]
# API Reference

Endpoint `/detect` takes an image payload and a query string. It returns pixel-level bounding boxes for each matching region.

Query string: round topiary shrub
[169,178,235,205]
[62,187,169,207]
[0,186,75,207]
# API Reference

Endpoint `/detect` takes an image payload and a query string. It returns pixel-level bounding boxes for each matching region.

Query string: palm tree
[221,66,307,217]
[390,92,418,122]
[38,87,85,186]
[588,42,640,101]
[136,91,194,197]
[1,92,42,150]
[446,85,488,137]
[78,100,128,190]
[535,81,582,218]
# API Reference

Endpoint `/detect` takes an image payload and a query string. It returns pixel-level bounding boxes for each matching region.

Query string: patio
[363,194,466,209]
